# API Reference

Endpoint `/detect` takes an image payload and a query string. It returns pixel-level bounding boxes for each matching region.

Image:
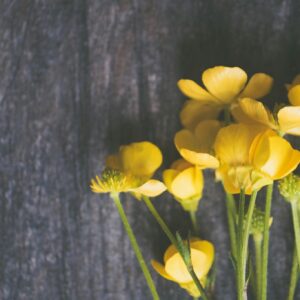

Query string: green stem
[261,183,273,300]
[237,190,258,300]
[189,210,199,234]
[253,234,263,300]
[142,196,208,300]
[226,192,237,260]
[287,245,299,300]
[291,200,300,267]
[237,190,245,300]
[110,193,160,300]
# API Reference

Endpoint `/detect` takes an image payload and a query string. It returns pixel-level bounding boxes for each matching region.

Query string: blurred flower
[174,120,221,169]
[177,66,273,127]
[151,238,214,297]
[163,159,204,212]
[214,124,300,194]
[90,141,166,197]
[232,98,300,136]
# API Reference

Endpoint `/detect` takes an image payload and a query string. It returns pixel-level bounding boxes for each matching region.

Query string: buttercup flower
[90,141,166,197]
[178,66,273,128]
[151,238,214,297]
[232,98,300,136]
[174,120,221,169]
[163,159,204,212]
[214,124,300,194]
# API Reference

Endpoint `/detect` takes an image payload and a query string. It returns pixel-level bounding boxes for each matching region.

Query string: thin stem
[189,210,199,234]
[110,193,159,300]
[291,200,300,267]
[226,192,237,260]
[253,234,262,300]
[261,183,273,300]
[142,196,208,300]
[287,245,299,300]
[237,190,245,300]
[237,190,258,300]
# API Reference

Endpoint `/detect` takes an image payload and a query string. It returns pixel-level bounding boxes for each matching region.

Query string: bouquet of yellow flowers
[90,66,300,300]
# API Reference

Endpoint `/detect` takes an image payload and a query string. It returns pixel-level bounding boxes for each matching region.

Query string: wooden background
[1,1,300,299]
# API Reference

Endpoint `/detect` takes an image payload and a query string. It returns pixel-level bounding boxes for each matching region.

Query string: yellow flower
[163,159,204,212]
[90,141,166,197]
[151,238,214,297]
[232,98,300,136]
[174,120,221,169]
[178,66,273,128]
[214,124,300,194]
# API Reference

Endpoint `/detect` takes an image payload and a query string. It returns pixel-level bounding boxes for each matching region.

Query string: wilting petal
[231,98,275,129]
[120,141,163,177]
[151,260,174,281]
[202,66,247,103]
[278,106,300,135]
[259,136,300,180]
[133,179,166,197]
[180,100,221,130]
[170,167,203,200]
[240,73,273,99]
[177,79,218,102]
[288,85,300,106]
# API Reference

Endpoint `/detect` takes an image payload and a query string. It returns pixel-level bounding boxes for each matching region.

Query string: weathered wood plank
[1,1,300,299]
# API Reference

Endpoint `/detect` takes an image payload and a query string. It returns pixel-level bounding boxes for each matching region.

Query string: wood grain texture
[1,0,300,299]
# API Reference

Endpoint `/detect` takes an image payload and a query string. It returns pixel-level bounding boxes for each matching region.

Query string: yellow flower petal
[180,149,219,169]
[151,260,174,281]
[165,248,210,283]
[170,159,193,171]
[120,141,163,177]
[133,179,166,197]
[278,106,300,135]
[170,167,204,200]
[202,66,247,103]
[180,100,221,130]
[214,124,261,166]
[163,169,179,192]
[288,85,300,106]
[240,73,273,99]
[164,244,178,264]
[231,98,275,129]
[259,136,300,180]
[190,240,214,273]
[194,120,222,152]
[177,79,218,102]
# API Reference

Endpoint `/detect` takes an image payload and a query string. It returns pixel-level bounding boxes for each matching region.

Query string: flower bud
[279,173,300,203]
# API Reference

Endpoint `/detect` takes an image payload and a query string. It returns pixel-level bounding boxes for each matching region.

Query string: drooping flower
[178,66,273,128]
[163,159,204,212]
[174,120,222,169]
[232,97,300,136]
[90,141,166,197]
[151,238,214,297]
[214,124,300,194]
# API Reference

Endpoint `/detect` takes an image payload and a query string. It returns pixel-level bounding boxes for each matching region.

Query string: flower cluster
[90,66,300,300]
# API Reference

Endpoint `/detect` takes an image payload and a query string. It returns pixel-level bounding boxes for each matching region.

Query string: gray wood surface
[1,1,300,299]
